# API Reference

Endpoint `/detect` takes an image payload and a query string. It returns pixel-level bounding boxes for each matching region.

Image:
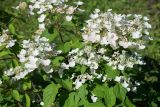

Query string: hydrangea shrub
[0,0,153,107]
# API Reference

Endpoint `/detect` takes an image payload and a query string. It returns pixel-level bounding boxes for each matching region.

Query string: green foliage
[43,83,61,107]
[12,90,20,101]
[52,56,64,68]
[113,83,127,102]
[0,0,160,107]
[63,92,79,107]
[104,65,120,78]
[25,94,30,107]
[8,24,15,34]
[93,85,107,98]
[104,87,116,107]
[84,102,105,107]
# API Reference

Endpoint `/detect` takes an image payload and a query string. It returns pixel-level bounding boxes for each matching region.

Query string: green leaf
[104,87,116,107]
[84,102,105,107]
[54,78,73,91]
[9,24,15,34]
[71,39,83,49]
[75,65,87,73]
[104,65,120,78]
[52,56,64,67]
[25,94,30,107]
[61,79,73,91]
[0,51,10,57]
[80,65,87,73]
[43,83,61,107]
[57,42,72,53]
[124,97,135,107]
[12,59,19,67]
[113,83,127,102]
[77,85,88,106]
[12,90,20,101]
[23,81,31,90]
[63,92,80,107]
[62,21,75,31]
[150,102,158,107]
[42,29,58,42]
[77,85,88,99]
[93,85,107,98]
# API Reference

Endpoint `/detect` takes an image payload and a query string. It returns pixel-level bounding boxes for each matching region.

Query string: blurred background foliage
[0,0,160,106]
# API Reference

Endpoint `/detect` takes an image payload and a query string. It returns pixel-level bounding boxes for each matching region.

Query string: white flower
[41,59,51,66]
[69,61,75,67]
[61,63,70,69]
[14,71,28,80]
[4,68,14,76]
[65,15,72,21]
[74,1,83,5]
[33,3,40,9]
[107,32,118,48]
[107,9,112,11]
[90,62,98,70]
[0,80,2,85]
[6,40,16,48]
[144,30,149,35]
[94,9,100,13]
[40,102,44,106]
[22,40,30,48]
[32,49,39,56]
[143,16,149,21]
[38,14,46,22]
[132,87,137,92]
[73,79,83,89]
[98,48,106,54]
[50,0,58,3]
[66,6,75,14]
[118,64,125,70]
[114,14,122,22]
[90,13,99,19]
[102,76,107,82]
[139,45,146,50]
[88,33,101,43]
[132,31,142,39]
[114,76,121,82]
[122,81,129,89]
[39,23,45,30]
[25,63,37,69]
[101,36,109,45]
[91,94,98,102]
[19,56,26,62]
[44,46,52,51]
[29,56,38,64]
[47,69,53,73]
[20,49,27,55]
[144,22,151,28]
[119,41,131,48]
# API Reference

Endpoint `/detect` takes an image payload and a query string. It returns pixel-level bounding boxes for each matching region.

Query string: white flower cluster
[82,9,152,50]
[0,30,16,48]
[114,76,131,91]
[61,46,101,71]
[28,0,83,31]
[71,73,93,89]
[4,36,55,80]
[62,44,144,72]
[61,44,143,90]
[29,0,67,15]
[103,50,145,71]
[114,76,141,92]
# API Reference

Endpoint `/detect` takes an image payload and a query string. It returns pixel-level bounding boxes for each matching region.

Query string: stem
[32,82,42,102]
